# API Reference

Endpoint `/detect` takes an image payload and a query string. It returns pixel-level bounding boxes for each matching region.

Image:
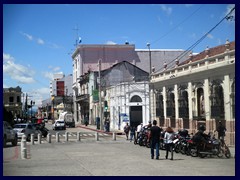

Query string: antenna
[73,25,79,48]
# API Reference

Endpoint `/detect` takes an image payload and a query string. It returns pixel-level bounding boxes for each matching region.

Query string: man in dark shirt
[149,120,161,160]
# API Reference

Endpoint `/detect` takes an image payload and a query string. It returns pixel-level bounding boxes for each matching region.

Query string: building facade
[151,41,235,145]
[3,86,22,119]
[72,44,189,124]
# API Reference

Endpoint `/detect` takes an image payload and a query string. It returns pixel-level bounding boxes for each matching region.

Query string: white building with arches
[151,40,235,145]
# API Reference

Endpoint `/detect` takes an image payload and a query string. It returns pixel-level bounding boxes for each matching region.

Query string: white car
[13,123,41,141]
[52,120,66,130]
[3,121,18,147]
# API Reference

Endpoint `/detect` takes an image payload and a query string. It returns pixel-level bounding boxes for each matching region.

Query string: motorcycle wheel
[225,147,231,158]
[199,153,207,158]
[217,149,224,158]
[175,144,180,153]
[190,147,198,157]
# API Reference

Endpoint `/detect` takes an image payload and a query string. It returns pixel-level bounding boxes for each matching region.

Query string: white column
[163,86,167,118]
[188,82,193,120]
[223,75,231,121]
[174,84,179,119]
[203,78,210,120]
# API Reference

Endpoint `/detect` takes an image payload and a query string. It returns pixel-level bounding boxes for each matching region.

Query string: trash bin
[96,117,100,130]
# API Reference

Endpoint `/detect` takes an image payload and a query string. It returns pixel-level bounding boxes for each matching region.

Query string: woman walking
[164,127,174,160]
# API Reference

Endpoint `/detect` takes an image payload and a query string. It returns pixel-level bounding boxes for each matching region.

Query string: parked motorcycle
[189,132,223,158]
[35,123,49,137]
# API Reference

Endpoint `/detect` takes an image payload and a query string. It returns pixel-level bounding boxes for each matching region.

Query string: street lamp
[30,100,35,121]
[147,42,152,122]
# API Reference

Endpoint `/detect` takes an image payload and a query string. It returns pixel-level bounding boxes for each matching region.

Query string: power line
[154,6,235,74]
[151,5,203,46]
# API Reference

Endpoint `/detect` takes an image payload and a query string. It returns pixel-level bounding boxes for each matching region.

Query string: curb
[76,125,125,135]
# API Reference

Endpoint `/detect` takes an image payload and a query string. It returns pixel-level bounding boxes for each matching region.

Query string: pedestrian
[147,120,152,129]
[216,121,226,143]
[137,123,143,139]
[164,126,174,160]
[105,117,110,132]
[124,123,130,140]
[129,125,136,142]
[149,120,161,160]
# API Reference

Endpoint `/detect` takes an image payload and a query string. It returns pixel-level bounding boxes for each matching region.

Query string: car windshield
[57,121,64,124]
[14,124,27,128]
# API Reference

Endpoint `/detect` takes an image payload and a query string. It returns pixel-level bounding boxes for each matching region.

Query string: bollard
[77,132,81,142]
[47,133,51,143]
[65,132,69,142]
[21,135,26,149]
[38,133,42,144]
[95,132,99,141]
[112,132,116,141]
[56,132,59,142]
[21,135,27,159]
[31,134,34,145]
[21,147,27,159]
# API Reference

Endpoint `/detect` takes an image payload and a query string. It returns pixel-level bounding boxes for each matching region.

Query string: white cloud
[3,53,14,62]
[20,32,33,41]
[53,67,61,71]
[37,38,45,45]
[106,41,117,45]
[207,34,214,39]
[42,71,54,80]
[3,53,36,84]
[20,31,62,48]
[159,5,172,16]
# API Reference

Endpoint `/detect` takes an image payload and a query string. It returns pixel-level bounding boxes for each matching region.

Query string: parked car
[52,120,66,130]
[13,123,41,141]
[3,121,18,147]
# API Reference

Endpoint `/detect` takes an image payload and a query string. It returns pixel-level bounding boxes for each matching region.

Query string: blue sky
[3,4,235,107]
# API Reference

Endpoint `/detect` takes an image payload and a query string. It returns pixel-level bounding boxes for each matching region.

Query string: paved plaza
[3,131,235,176]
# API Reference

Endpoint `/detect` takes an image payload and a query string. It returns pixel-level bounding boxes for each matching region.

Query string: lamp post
[147,42,152,122]
[98,59,103,130]
[30,100,35,121]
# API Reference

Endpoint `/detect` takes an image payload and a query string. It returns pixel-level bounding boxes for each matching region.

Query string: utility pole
[147,43,152,122]
[98,59,103,130]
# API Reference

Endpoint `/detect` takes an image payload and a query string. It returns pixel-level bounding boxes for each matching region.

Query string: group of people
[124,120,226,161]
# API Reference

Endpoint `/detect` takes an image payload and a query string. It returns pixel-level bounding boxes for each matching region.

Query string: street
[3,124,235,176]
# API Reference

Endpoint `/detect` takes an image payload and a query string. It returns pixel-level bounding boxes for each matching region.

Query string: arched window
[130,95,142,102]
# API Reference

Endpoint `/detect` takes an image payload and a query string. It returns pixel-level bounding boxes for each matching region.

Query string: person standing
[216,121,226,143]
[164,127,174,160]
[137,123,143,139]
[129,125,136,142]
[149,120,161,160]
[124,123,130,140]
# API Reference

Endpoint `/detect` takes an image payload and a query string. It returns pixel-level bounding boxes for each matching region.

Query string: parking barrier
[77,132,81,141]
[95,132,99,141]
[56,132,59,142]
[21,135,27,159]
[31,134,34,145]
[113,132,116,141]
[38,133,42,144]
[47,133,51,143]
[65,132,69,142]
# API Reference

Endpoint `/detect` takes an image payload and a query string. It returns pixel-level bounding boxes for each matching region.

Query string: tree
[3,107,14,126]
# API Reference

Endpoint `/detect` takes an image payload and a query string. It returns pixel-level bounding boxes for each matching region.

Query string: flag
[78,37,82,44]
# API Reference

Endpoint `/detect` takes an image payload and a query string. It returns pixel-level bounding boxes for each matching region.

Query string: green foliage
[3,107,14,126]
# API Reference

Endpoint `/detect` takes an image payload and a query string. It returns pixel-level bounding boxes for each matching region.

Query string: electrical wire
[153,6,235,74]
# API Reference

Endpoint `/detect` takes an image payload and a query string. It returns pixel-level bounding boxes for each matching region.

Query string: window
[130,95,142,102]
[9,96,14,103]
